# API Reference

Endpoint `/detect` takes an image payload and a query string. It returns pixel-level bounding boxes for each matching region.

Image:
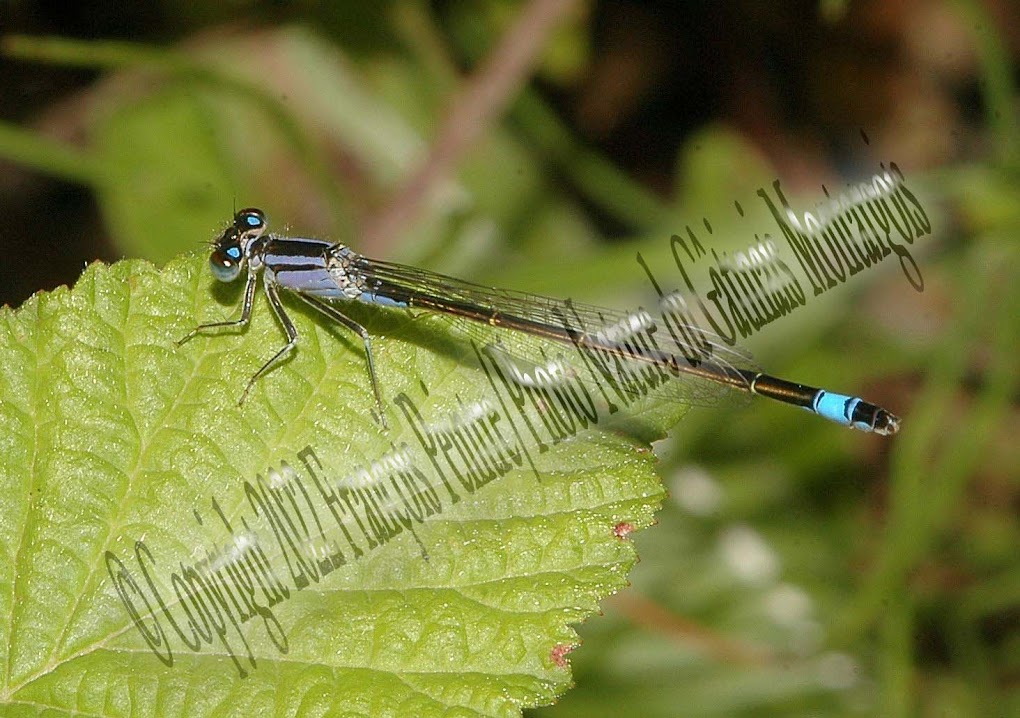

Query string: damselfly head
[234,207,267,238]
[209,226,244,282]
[208,207,268,283]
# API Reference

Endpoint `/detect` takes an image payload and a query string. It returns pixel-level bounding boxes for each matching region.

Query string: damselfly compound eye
[235,207,267,234]
[210,242,242,282]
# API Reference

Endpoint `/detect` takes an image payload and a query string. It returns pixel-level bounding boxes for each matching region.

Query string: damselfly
[179,208,900,435]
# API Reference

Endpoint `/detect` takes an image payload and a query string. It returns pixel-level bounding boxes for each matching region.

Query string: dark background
[1,2,1017,717]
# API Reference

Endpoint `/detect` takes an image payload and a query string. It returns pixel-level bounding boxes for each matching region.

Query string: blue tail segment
[746,372,900,435]
[810,390,899,434]
[813,391,862,427]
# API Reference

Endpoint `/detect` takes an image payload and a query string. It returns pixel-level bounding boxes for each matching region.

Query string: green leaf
[0,254,665,717]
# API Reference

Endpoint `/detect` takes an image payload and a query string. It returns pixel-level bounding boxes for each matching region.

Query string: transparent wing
[338,253,759,411]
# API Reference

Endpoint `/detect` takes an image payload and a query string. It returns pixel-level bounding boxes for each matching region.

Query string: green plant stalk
[0,120,103,184]
[834,240,1017,647]
[949,0,1019,166]
[1,34,351,230]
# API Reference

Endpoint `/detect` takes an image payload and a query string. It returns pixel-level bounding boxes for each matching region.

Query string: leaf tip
[549,642,576,669]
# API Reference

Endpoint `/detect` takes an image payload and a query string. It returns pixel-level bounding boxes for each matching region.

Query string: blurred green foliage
[1,1,1017,716]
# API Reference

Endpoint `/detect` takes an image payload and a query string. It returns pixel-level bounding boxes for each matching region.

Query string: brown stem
[362,0,577,253]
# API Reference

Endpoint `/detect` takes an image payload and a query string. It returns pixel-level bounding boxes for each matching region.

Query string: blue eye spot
[227,246,242,260]
[246,215,261,227]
